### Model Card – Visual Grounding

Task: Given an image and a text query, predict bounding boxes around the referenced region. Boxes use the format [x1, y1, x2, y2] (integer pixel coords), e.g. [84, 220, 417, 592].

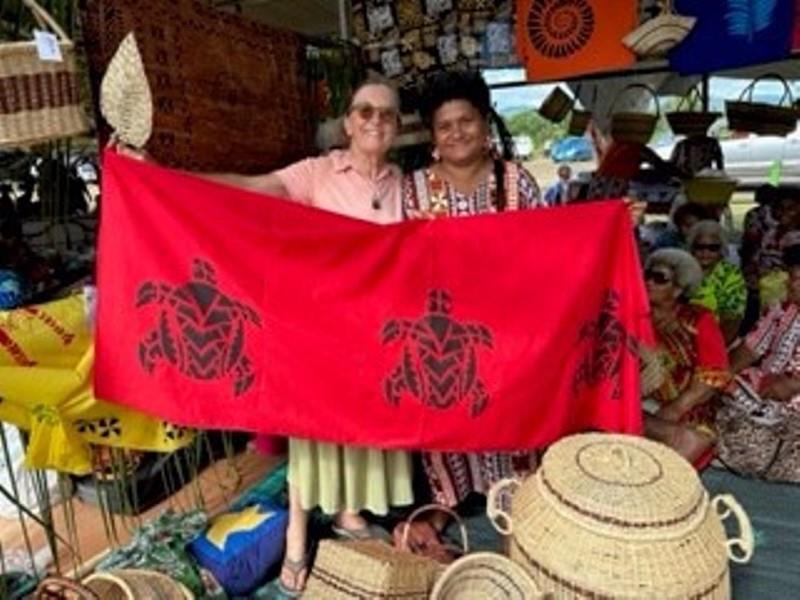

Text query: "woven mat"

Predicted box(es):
[80, 0, 314, 174]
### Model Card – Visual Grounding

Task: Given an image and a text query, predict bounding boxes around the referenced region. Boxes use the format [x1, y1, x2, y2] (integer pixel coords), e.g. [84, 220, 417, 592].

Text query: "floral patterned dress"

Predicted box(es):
[651, 304, 730, 436]
[402, 160, 544, 507]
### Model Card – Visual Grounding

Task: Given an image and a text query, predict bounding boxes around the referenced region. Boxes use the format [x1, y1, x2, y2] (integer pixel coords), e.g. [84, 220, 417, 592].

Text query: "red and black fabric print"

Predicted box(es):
[135, 259, 261, 396]
[573, 290, 631, 399]
[526, 0, 595, 59]
[382, 289, 493, 417]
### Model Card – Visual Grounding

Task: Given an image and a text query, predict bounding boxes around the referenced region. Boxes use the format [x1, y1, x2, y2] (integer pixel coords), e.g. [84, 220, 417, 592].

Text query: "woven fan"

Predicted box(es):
[623, 1, 696, 59]
[100, 32, 153, 148]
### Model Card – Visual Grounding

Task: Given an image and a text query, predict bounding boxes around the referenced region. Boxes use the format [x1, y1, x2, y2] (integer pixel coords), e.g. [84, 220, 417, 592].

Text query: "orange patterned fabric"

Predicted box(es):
[516, 0, 637, 82]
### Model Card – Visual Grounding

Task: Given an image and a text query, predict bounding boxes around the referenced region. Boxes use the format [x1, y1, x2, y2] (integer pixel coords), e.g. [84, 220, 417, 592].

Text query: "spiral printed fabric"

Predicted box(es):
[517, 0, 637, 81]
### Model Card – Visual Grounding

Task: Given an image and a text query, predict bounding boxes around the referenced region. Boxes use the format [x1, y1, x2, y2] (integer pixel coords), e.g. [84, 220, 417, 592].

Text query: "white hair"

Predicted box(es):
[687, 220, 728, 256]
[645, 248, 704, 298]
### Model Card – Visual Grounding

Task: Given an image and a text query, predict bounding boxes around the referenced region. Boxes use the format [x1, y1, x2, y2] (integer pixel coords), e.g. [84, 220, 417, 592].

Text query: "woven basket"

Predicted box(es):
[488, 433, 754, 599]
[567, 84, 596, 136]
[622, 1, 696, 59]
[34, 576, 100, 599]
[0, 0, 89, 147]
[610, 84, 660, 144]
[726, 75, 799, 137]
[431, 552, 544, 600]
[667, 86, 721, 137]
[684, 174, 738, 207]
[82, 570, 194, 599]
[304, 505, 467, 599]
[538, 86, 573, 123]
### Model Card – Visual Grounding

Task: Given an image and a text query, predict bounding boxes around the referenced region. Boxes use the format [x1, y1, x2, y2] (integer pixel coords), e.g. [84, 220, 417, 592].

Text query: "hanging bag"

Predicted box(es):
[667, 85, 721, 137]
[726, 74, 799, 137]
[0, 0, 89, 147]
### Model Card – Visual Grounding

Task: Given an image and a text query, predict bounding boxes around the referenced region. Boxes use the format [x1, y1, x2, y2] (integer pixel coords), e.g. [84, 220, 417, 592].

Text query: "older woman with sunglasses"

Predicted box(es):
[191, 79, 413, 595]
[688, 220, 746, 344]
[118, 80, 412, 595]
[642, 249, 731, 466]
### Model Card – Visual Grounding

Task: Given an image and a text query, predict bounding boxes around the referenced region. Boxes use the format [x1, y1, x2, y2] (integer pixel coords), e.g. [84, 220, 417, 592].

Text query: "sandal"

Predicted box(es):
[276, 555, 309, 598]
[332, 522, 391, 542]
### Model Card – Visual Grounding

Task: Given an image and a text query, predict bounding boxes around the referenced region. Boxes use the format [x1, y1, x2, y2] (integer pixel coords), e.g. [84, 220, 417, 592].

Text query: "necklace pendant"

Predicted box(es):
[372, 197, 381, 210]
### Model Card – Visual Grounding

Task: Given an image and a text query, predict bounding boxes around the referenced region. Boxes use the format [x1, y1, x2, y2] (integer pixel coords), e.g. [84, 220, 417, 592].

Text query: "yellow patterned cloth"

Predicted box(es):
[0, 295, 193, 474]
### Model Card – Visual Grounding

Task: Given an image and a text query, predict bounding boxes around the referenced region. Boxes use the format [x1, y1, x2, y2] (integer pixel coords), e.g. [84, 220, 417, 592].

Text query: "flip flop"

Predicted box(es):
[331, 523, 391, 542]
[276, 555, 309, 598]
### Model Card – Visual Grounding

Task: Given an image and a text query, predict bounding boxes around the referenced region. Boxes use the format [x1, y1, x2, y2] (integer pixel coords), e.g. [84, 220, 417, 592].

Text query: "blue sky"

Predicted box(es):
[485, 68, 797, 116]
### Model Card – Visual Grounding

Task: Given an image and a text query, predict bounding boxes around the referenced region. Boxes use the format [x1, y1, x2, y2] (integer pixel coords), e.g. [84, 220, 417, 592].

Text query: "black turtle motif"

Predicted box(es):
[136, 258, 261, 396]
[572, 289, 632, 399]
[381, 289, 494, 417]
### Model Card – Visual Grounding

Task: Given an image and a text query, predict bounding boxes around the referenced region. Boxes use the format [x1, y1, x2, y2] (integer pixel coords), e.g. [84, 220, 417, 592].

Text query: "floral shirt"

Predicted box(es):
[692, 260, 747, 320]
[402, 161, 543, 218]
[652, 305, 730, 432]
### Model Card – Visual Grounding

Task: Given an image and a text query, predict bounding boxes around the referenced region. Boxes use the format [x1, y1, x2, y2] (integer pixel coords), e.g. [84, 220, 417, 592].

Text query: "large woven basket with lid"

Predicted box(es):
[488, 433, 754, 599]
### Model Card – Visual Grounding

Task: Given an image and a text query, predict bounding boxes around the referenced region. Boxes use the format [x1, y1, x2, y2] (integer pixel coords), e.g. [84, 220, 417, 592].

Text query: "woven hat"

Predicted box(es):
[100, 32, 153, 148]
[430, 552, 543, 600]
[623, 13, 696, 59]
[489, 433, 754, 599]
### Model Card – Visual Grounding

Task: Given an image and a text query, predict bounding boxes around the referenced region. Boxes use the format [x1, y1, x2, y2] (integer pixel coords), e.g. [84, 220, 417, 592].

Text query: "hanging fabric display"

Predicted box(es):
[516, 0, 638, 82]
[669, 0, 795, 75]
[0, 295, 193, 475]
[95, 151, 653, 452]
[351, 1, 516, 88]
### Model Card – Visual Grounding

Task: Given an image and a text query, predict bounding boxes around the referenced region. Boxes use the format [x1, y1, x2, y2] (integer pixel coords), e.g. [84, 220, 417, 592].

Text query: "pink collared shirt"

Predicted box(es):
[275, 149, 402, 224]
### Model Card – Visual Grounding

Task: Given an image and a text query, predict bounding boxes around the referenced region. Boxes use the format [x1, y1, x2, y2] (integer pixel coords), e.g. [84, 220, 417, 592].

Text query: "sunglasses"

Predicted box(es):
[348, 103, 399, 124]
[693, 243, 722, 252]
[645, 269, 673, 285]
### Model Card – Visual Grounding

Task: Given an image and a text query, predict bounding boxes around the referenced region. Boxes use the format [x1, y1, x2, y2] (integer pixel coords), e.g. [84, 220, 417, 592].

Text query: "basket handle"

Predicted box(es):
[711, 494, 755, 564]
[739, 74, 794, 107]
[608, 83, 661, 118]
[22, 0, 71, 42]
[400, 503, 469, 555]
[34, 577, 100, 600]
[675, 85, 703, 112]
[486, 477, 521, 536]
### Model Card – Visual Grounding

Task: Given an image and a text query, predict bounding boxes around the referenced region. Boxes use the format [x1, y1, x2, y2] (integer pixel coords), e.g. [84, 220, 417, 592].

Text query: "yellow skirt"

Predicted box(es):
[288, 439, 413, 515]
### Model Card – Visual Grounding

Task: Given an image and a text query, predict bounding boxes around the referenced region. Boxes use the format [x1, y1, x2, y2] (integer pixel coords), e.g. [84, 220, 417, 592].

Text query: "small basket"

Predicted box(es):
[34, 576, 99, 600]
[304, 505, 468, 600]
[566, 84, 596, 136]
[538, 86, 573, 123]
[726, 74, 799, 137]
[667, 86, 721, 137]
[82, 570, 194, 600]
[0, 0, 89, 147]
[610, 83, 660, 144]
[430, 552, 544, 600]
[683, 175, 738, 207]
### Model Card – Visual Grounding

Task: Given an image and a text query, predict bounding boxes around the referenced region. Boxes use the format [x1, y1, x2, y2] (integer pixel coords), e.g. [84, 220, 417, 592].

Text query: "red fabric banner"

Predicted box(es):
[95, 152, 652, 451]
[516, 0, 637, 82]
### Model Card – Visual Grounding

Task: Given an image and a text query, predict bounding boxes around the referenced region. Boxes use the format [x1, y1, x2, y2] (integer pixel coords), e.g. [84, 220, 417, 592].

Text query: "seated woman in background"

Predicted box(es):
[719, 245, 800, 481]
[653, 202, 715, 251]
[688, 220, 746, 344]
[642, 249, 731, 466]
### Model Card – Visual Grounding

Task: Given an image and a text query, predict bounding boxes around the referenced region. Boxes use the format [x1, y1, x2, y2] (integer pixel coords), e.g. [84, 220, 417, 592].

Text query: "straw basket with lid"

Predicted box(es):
[488, 433, 754, 599]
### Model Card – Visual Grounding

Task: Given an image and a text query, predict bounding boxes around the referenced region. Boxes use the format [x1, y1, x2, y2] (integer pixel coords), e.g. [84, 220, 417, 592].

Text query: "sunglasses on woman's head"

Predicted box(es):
[348, 103, 399, 124]
[645, 269, 672, 285]
[693, 243, 722, 252]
